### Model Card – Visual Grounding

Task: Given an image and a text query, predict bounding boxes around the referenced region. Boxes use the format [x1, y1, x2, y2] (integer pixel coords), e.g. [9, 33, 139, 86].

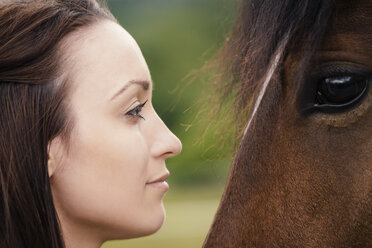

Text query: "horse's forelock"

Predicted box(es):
[242, 33, 289, 137]
[215, 0, 337, 139]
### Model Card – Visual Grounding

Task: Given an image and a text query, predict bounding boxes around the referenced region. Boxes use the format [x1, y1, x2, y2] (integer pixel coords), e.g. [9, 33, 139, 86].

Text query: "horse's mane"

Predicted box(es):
[213, 0, 336, 138]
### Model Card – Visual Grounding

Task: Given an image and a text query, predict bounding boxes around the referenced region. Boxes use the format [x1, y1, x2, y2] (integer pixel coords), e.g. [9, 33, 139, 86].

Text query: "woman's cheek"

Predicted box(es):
[51, 123, 150, 226]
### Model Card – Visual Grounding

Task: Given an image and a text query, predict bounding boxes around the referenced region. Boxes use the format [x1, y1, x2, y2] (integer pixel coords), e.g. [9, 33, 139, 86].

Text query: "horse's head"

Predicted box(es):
[204, 0, 371, 247]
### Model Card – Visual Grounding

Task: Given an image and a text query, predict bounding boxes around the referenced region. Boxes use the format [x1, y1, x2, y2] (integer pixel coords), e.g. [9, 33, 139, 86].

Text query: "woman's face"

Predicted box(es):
[49, 20, 182, 242]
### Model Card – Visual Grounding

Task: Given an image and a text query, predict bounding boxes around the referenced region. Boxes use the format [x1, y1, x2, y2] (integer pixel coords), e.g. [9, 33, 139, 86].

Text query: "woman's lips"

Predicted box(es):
[146, 180, 169, 190]
[146, 172, 170, 191]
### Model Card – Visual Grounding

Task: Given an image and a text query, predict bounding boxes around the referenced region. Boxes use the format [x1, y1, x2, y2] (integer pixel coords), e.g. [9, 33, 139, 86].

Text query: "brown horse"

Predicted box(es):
[204, 0, 371, 247]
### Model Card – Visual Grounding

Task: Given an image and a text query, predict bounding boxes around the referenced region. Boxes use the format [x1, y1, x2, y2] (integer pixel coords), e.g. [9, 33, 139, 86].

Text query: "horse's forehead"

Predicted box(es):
[335, 0, 372, 21]
[315, 0, 371, 65]
[323, 0, 372, 48]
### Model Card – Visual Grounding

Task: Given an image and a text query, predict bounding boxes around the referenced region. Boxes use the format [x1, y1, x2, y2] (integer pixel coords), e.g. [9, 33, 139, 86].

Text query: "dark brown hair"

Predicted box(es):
[0, 1, 115, 247]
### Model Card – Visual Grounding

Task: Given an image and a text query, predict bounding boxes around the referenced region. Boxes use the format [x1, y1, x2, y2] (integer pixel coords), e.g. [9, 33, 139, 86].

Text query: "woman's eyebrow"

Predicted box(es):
[110, 79, 150, 101]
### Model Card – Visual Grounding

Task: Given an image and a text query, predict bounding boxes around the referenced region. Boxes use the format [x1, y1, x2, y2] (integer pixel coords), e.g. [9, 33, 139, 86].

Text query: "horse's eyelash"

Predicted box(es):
[313, 65, 371, 80]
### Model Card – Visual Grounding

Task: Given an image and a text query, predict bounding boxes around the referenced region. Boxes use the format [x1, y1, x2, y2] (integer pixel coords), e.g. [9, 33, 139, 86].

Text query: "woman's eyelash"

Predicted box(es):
[125, 100, 148, 120]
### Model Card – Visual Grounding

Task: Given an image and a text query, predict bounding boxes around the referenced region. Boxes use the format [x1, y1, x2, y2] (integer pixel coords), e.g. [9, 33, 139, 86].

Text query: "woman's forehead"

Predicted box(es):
[60, 20, 151, 102]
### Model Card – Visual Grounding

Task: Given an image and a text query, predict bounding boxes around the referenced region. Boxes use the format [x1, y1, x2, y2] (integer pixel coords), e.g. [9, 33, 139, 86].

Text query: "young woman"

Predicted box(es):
[0, 1, 182, 247]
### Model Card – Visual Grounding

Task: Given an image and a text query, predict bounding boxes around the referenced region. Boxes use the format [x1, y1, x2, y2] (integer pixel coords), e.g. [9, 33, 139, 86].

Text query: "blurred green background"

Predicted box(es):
[102, 1, 237, 247]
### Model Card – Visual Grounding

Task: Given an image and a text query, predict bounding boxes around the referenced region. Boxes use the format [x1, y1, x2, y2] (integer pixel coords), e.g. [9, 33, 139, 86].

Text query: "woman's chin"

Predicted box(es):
[110, 203, 166, 239]
[142, 204, 166, 236]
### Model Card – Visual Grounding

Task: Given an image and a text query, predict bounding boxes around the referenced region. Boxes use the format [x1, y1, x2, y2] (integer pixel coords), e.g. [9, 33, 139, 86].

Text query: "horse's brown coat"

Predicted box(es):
[204, 0, 371, 247]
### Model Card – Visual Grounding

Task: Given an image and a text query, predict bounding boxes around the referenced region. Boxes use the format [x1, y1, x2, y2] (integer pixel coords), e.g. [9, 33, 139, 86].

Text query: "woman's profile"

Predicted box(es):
[0, 0, 182, 247]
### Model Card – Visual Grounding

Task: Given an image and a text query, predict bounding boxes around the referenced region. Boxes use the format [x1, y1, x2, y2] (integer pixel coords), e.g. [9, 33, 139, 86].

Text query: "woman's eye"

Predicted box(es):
[315, 75, 368, 108]
[125, 100, 148, 120]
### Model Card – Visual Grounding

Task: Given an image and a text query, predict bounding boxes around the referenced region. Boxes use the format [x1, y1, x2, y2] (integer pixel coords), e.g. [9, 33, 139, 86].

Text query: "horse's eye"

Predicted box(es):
[315, 75, 368, 108]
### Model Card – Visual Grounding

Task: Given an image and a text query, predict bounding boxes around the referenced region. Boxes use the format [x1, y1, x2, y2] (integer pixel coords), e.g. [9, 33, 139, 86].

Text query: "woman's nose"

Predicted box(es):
[150, 113, 182, 159]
